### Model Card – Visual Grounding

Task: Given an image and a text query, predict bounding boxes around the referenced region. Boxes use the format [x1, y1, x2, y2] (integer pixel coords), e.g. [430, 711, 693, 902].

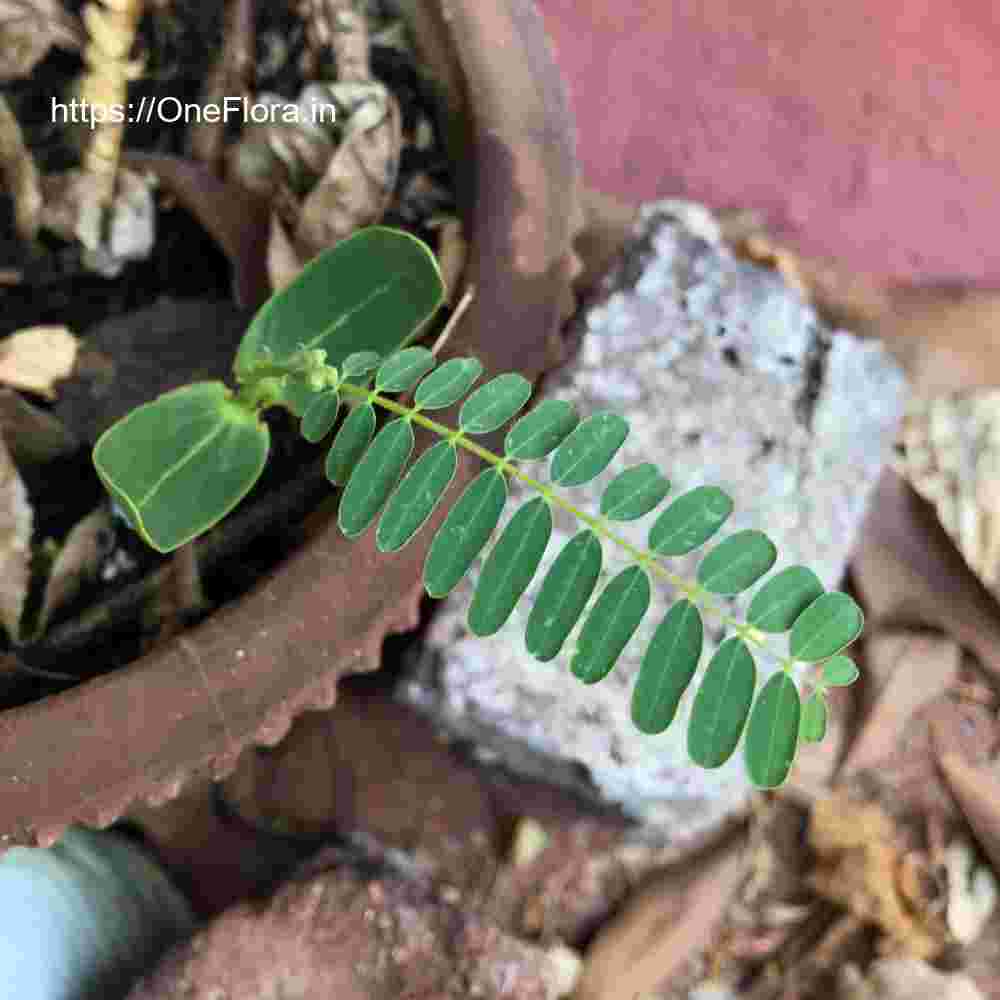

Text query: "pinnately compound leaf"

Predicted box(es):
[414, 357, 483, 410]
[745, 673, 801, 788]
[572, 566, 651, 685]
[325, 401, 375, 486]
[338, 418, 414, 538]
[341, 351, 382, 377]
[503, 399, 578, 461]
[821, 654, 859, 687]
[696, 529, 778, 596]
[468, 497, 552, 636]
[525, 530, 602, 662]
[687, 637, 756, 767]
[376, 440, 457, 553]
[789, 592, 864, 662]
[800, 691, 828, 743]
[424, 468, 507, 598]
[459, 373, 533, 435]
[550, 412, 629, 487]
[300, 390, 340, 443]
[746, 565, 824, 634]
[648, 486, 734, 556]
[630, 598, 703, 734]
[375, 347, 436, 392]
[600, 464, 670, 521]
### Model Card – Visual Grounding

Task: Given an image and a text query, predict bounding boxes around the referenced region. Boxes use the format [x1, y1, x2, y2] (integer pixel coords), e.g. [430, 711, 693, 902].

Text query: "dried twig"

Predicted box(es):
[78, 0, 145, 206]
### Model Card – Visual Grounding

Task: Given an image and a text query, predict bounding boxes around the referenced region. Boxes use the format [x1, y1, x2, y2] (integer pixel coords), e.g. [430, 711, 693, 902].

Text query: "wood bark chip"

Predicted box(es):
[0, 0, 579, 847]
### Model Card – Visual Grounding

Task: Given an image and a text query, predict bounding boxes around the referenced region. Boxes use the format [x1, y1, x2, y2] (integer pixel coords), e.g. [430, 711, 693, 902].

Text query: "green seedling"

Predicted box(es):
[93, 225, 863, 788]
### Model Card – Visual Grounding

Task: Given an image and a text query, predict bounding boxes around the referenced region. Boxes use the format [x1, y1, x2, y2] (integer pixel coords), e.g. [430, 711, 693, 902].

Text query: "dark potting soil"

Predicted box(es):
[0, 1, 456, 707]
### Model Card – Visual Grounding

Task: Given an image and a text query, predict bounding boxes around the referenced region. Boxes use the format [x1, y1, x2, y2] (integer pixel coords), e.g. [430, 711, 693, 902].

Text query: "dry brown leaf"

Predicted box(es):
[852, 467, 1000, 689]
[271, 1, 401, 282]
[841, 631, 961, 776]
[33, 505, 113, 637]
[0, 434, 32, 641]
[0, 94, 42, 241]
[291, 86, 401, 261]
[0, 388, 78, 464]
[0, 325, 78, 399]
[0, 0, 83, 80]
[809, 792, 946, 958]
[266, 213, 307, 294]
[575, 836, 748, 1000]
[298, 0, 370, 80]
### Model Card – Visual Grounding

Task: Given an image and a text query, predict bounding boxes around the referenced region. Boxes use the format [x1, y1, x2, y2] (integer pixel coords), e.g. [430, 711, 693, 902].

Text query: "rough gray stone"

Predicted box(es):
[406, 200, 906, 843]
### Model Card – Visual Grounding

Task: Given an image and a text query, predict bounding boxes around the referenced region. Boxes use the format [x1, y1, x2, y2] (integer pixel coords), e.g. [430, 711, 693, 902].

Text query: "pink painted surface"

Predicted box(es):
[537, 0, 1000, 286]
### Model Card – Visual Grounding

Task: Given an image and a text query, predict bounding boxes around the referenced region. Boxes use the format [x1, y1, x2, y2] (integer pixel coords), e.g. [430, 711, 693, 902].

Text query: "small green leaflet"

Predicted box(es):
[696, 529, 777, 595]
[789, 592, 864, 662]
[300, 390, 340, 443]
[377, 440, 457, 553]
[630, 598, 703, 734]
[687, 637, 755, 767]
[572, 566, 651, 684]
[821, 654, 859, 687]
[338, 418, 414, 538]
[459, 373, 533, 435]
[341, 351, 382, 376]
[424, 468, 507, 598]
[468, 497, 552, 636]
[746, 566, 824, 634]
[550, 412, 629, 487]
[93, 382, 269, 554]
[648, 486, 734, 556]
[235, 227, 444, 379]
[744, 673, 801, 788]
[799, 691, 828, 743]
[325, 402, 376, 486]
[375, 347, 436, 392]
[525, 530, 602, 661]
[599, 464, 670, 521]
[414, 357, 483, 410]
[503, 399, 578, 460]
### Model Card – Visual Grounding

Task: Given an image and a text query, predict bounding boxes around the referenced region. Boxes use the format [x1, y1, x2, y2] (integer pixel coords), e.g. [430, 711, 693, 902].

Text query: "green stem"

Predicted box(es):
[336, 380, 798, 672]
